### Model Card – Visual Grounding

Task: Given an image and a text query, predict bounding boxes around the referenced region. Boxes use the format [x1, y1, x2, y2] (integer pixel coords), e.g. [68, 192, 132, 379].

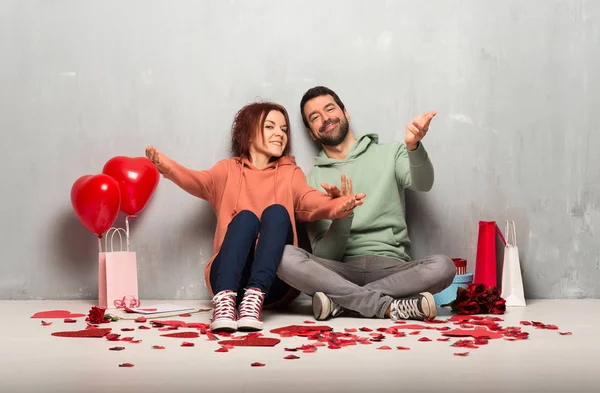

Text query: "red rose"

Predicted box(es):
[468, 283, 487, 297]
[488, 299, 506, 314]
[455, 287, 471, 304]
[88, 306, 107, 324]
[457, 301, 481, 315]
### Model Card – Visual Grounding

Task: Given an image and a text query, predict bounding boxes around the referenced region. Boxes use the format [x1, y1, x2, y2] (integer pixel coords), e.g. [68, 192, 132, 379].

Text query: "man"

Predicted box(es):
[277, 86, 456, 321]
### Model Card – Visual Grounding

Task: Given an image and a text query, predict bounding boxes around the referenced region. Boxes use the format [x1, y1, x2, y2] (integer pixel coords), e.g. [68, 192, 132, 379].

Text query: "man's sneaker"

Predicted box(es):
[312, 292, 345, 321]
[210, 290, 238, 332]
[237, 287, 265, 331]
[389, 292, 437, 321]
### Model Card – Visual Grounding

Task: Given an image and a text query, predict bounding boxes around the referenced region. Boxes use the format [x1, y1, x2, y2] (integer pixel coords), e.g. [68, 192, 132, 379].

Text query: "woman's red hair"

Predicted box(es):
[230, 102, 292, 160]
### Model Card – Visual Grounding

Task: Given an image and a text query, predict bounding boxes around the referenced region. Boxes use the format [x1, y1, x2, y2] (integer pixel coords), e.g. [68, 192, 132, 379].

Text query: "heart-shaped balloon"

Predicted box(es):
[71, 174, 121, 236]
[102, 156, 160, 216]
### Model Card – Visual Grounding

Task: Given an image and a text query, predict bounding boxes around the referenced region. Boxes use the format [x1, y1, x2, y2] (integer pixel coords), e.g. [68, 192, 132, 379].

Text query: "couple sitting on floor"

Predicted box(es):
[146, 86, 456, 332]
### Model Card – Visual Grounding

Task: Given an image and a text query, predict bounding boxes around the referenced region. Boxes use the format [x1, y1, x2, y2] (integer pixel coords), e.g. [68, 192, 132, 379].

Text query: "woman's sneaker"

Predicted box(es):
[237, 287, 265, 331]
[389, 292, 437, 321]
[210, 290, 238, 332]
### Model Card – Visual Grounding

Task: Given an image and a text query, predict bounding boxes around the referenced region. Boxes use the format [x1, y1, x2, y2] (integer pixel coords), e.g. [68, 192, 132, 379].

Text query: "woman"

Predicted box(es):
[146, 101, 365, 332]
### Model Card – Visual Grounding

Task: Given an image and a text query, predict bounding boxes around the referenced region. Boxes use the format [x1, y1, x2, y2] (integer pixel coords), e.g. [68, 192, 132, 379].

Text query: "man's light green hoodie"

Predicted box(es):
[306, 134, 434, 262]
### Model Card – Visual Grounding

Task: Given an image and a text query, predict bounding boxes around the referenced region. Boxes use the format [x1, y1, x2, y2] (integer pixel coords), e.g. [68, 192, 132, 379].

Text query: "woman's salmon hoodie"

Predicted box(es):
[156, 154, 355, 297]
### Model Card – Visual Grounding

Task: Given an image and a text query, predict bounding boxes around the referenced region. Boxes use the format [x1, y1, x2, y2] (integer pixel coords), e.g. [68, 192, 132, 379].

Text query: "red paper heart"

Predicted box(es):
[442, 327, 504, 339]
[102, 156, 159, 215]
[150, 320, 188, 328]
[52, 328, 112, 338]
[392, 324, 427, 330]
[160, 332, 199, 338]
[218, 337, 280, 347]
[31, 310, 86, 319]
[270, 325, 332, 335]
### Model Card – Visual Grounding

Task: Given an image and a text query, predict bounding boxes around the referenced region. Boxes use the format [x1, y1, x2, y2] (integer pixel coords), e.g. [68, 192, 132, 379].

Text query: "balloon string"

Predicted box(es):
[125, 216, 130, 251]
[98, 236, 102, 253]
[126, 215, 135, 251]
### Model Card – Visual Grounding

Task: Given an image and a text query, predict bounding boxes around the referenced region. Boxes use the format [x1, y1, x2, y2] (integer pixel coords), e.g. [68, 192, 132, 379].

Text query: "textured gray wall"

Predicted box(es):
[1, 1, 599, 300]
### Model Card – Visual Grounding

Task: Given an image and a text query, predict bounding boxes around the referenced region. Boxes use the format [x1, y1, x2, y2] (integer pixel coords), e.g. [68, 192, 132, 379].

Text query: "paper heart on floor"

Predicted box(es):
[150, 320, 189, 328]
[442, 326, 504, 339]
[391, 324, 427, 330]
[51, 328, 112, 338]
[160, 332, 200, 338]
[270, 325, 332, 336]
[31, 310, 87, 319]
[218, 337, 281, 347]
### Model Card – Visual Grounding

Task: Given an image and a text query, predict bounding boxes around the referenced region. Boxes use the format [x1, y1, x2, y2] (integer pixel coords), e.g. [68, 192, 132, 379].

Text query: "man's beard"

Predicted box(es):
[317, 116, 349, 146]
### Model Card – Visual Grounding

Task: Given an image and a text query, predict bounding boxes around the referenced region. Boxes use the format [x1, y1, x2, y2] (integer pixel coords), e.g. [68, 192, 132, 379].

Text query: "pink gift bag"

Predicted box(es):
[98, 228, 138, 309]
[474, 221, 506, 288]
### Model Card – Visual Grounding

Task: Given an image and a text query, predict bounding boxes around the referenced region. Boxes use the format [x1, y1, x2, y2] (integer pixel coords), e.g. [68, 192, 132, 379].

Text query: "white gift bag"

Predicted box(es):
[98, 228, 139, 309]
[501, 220, 526, 307]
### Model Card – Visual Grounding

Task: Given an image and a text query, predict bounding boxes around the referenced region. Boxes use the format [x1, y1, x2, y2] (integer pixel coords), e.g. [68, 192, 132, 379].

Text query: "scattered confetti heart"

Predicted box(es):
[215, 347, 229, 353]
[121, 328, 135, 332]
[559, 332, 572, 336]
[152, 345, 165, 350]
[161, 332, 200, 339]
[454, 352, 469, 357]
[41, 321, 52, 326]
[284, 355, 300, 360]
[206, 331, 218, 341]
[359, 327, 372, 332]
[270, 325, 332, 336]
[109, 347, 125, 351]
[135, 317, 147, 323]
[409, 331, 420, 335]
[218, 337, 280, 347]
[139, 326, 151, 330]
[397, 346, 410, 350]
[442, 327, 503, 339]
[251, 362, 265, 367]
[179, 314, 192, 317]
[52, 328, 112, 338]
[395, 324, 427, 330]
[437, 338, 451, 342]
[150, 320, 188, 328]
[377, 346, 392, 350]
[344, 328, 357, 333]
[451, 340, 479, 349]
[64, 318, 77, 323]
[303, 320, 316, 324]
[31, 310, 86, 319]
[418, 337, 432, 342]
[119, 363, 135, 367]
[181, 342, 195, 347]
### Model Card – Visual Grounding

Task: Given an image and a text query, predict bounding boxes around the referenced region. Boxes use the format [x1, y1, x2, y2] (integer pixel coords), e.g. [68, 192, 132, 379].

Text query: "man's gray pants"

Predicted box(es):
[277, 245, 456, 319]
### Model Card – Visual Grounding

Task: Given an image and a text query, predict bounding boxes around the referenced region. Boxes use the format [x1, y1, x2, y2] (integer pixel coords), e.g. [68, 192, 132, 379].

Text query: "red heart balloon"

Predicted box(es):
[71, 174, 121, 236]
[102, 156, 160, 216]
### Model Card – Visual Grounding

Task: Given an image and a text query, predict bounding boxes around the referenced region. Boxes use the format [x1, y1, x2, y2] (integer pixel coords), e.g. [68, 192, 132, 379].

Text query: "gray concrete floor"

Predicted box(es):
[1, 299, 598, 393]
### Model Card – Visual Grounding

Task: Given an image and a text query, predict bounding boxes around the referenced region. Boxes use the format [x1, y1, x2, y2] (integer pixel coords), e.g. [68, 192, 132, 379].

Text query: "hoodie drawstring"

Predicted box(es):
[273, 162, 279, 205]
[232, 160, 244, 217]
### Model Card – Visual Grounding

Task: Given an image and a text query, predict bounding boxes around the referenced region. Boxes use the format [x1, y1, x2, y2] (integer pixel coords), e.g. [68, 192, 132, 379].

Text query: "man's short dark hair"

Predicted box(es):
[300, 86, 346, 129]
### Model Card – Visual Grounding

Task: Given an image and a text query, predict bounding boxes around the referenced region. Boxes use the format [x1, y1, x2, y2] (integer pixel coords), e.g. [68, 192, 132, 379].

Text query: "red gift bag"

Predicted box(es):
[474, 221, 506, 287]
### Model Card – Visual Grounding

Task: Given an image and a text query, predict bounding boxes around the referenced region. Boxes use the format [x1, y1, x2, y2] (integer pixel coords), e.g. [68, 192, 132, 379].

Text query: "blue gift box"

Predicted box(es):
[434, 273, 473, 306]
